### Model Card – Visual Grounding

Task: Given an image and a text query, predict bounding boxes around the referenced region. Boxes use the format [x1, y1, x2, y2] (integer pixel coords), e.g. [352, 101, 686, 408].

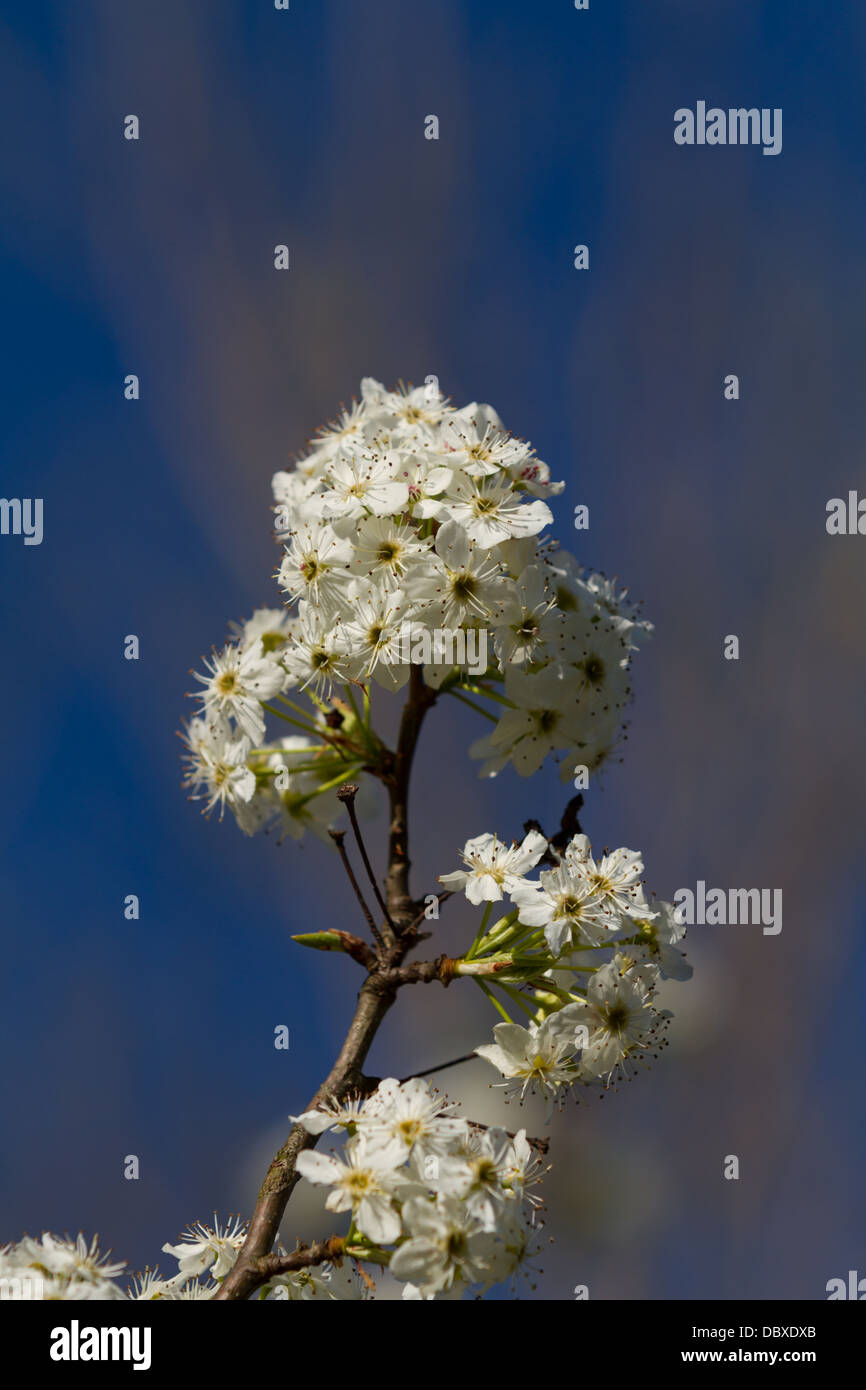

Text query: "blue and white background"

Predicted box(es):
[1, 0, 864, 1298]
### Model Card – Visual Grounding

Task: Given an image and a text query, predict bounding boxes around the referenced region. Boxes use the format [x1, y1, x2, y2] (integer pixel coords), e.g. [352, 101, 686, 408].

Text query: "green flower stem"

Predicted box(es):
[529, 977, 580, 1005]
[262, 701, 323, 737]
[483, 907, 520, 937]
[343, 682, 362, 723]
[468, 909, 525, 957]
[479, 922, 540, 957]
[465, 902, 493, 959]
[456, 682, 517, 709]
[294, 766, 364, 807]
[473, 977, 513, 1023]
[493, 981, 539, 1018]
[444, 687, 499, 722]
[277, 694, 324, 722]
[265, 701, 370, 765]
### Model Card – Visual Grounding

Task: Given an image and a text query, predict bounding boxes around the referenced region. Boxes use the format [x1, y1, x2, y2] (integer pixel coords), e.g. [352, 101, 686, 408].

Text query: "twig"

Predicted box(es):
[405, 889, 453, 934]
[256, 1234, 346, 1283]
[338, 784, 397, 944]
[398, 1052, 479, 1082]
[328, 829, 384, 953]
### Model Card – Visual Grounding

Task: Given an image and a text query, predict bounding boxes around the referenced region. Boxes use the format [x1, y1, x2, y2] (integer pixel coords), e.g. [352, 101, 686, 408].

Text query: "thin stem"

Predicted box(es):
[457, 681, 517, 709]
[262, 702, 322, 737]
[343, 683, 362, 725]
[268, 699, 356, 761]
[328, 831, 384, 952]
[444, 687, 498, 722]
[398, 1052, 479, 1082]
[469, 909, 521, 956]
[339, 785, 397, 942]
[473, 977, 513, 1023]
[474, 921, 540, 959]
[277, 694, 325, 722]
[495, 980, 540, 1018]
[466, 902, 493, 960]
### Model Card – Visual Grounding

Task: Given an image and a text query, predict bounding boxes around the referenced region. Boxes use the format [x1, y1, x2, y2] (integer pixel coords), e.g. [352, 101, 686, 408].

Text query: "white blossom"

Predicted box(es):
[194, 644, 285, 742]
[295, 1139, 406, 1246]
[439, 829, 547, 905]
[161, 1216, 248, 1283]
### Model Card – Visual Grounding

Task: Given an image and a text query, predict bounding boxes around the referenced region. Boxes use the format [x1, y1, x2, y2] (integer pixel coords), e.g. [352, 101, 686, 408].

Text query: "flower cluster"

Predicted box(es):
[0, 1216, 361, 1302]
[180, 380, 652, 841]
[0, 1233, 127, 1301]
[0, 1076, 545, 1302]
[439, 828, 692, 1095]
[0, 1219, 254, 1302]
[292, 1076, 544, 1298]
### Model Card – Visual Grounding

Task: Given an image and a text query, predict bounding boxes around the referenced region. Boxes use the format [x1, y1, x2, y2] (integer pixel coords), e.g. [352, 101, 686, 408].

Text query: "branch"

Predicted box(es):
[389, 955, 458, 986]
[338, 784, 396, 946]
[384, 664, 437, 930]
[217, 671, 437, 1301]
[398, 1052, 479, 1081]
[214, 970, 399, 1301]
[255, 1234, 347, 1284]
[328, 828, 384, 954]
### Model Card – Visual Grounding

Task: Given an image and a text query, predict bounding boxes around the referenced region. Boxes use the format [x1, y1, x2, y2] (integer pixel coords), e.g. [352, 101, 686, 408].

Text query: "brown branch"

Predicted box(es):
[215, 969, 400, 1301]
[216, 669, 437, 1301]
[256, 1234, 347, 1284]
[389, 954, 458, 986]
[384, 664, 437, 931]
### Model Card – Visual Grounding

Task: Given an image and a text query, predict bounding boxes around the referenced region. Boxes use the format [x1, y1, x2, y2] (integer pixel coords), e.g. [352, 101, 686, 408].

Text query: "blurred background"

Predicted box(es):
[1, 0, 864, 1299]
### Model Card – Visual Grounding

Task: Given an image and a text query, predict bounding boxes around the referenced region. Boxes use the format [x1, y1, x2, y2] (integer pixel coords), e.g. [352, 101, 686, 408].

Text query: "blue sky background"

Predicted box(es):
[1, 0, 865, 1298]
